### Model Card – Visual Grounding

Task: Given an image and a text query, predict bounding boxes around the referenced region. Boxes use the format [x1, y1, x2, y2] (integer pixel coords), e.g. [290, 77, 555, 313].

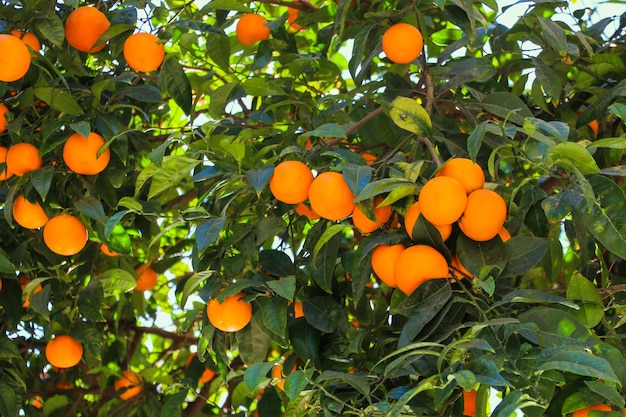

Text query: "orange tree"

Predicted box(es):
[1, 0, 626, 416]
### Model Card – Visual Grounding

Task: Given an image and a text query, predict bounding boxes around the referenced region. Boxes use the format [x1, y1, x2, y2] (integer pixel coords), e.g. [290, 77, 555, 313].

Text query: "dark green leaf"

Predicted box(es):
[257, 297, 288, 338]
[537, 348, 619, 384]
[500, 236, 551, 278]
[537, 16, 568, 56]
[74, 197, 108, 224]
[121, 85, 163, 103]
[500, 289, 579, 309]
[70, 121, 91, 139]
[161, 389, 186, 417]
[244, 362, 274, 390]
[317, 370, 370, 396]
[37, 11, 65, 47]
[34, 87, 83, 115]
[159, 55, 192, 114]
[196, 216, 227, 253]
[343, 163, 372, 196]
[481, 92, 533, 125]
[289, 321, 320, 367]
[284, 370, 311, 401]
[78, 280, 105, 322]
[0, 382, 19, 417]
[0, 336, 21, 360]
[246, 166, 274, 196]
[30, 165, 54, 202]
[303, 296, 348, 334]
[259, 250, 294, 277]
[467, 121, 487, 162]
[398, 283, 452, 347]
[237, 318, 270, 366]
[299, 123, 347, 139]
[310, 232, 340, 293]
[466, 358, 511, 387]
[266, 276, 296, 301]
[533, 58, 562, 101]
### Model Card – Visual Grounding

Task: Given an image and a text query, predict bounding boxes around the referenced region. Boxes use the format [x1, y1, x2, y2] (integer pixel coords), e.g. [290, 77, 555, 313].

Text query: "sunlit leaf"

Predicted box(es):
[389, 96, 432, 136]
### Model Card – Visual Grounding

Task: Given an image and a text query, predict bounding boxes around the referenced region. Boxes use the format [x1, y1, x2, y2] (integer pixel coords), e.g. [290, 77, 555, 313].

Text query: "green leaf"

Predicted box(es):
[289, 321, 320, 366]
[354, 178, 419, 203]
[317, 370, 370, 396]
[303, 296, 348, 334]
[266, 276, 296, 301]
[466, 358, 512, 387]
[34, 87, 84, 115]
[43, 395, 69, 417]
[397, 282, 452, 347]
[500, 236, 551, 278]
[587, 137, 626, 149]
[0, 382, 20, 417]
[259, 250, 294, 277]
[545, 142, 600, 174]
[70, 121, 91, 139]
[0, 336, 21, 360]
[284, 370, 311, 401]
[0, 252, 14, 274]
[343, 163, 372, 196]
[257, 297, 288, 338]
[313, 224, 350, 263]
[159, 55, 192, 114]
[237, 318, 270, 366]
[97, 269, 136, 295]
[74, 197, 108, 224]
[135, 155, 201, 200]
[537, 16, 568, 56]
[608, 103, 626, 121]
[30, 165, 54, 202]
[120, 85, 163, 103]
[244, 362, 274, 390]
[181, 271, 213, 309]
[537, 348, 619, 384]
[533, 57, 562, 101]
[243, 78, 286, 96]
[37, 11, 65, 47]
[299, 123, 347, 139]
[500, 289, 580, 309]
[481, 92, 533, 125]
[519, 307, 594, 343]
[78, 280, 104, 321]
[389, 96, 432, 136]
[456, 234, 507, 279]
[196, 216, 226, 253]
[310, 233, 339, 292]
[567, 272, 603, 304]
[246, 166, 274, 196]
[161, 389, 186, 417]
[467, 121, 487, 161]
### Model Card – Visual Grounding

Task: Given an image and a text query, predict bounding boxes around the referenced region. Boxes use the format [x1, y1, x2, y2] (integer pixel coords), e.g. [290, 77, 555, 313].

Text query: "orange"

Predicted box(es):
[45, 335, 83, 368]
[0, 103, 9, 133]
[236, 13, 271, 46]
[273, 363, 286, 391]
[123, 32, 165, 72]
[403, 201, 452, 241]
[10, 29, 41, 53]
[588, 120, 599, 137]
[418, 176, 467, 226]
[12, 194, 49, 229]
[32, 396, 43, 409]
[361, 152, 377, 165]
[135, 264, 158, 291]
[381, 23, 423, 64]
[0, 146, 14, 180]
[207, 292, 252, 332]
[463, 389, 477, 417]
[458, 189, 507, 242]
[394, 245, 449, 295]
[352, 196, 392, 234]
[0, 34, 31, 82]
[100, 242, 119, 257]
[64, 6, 110, 53]
[6, 143, 42, 176]
[498, 226, 511, 242]
[293, 300, 304, 318]
[295, 202, 320, 220]
[115, 370, 143, 400]
[0, 278, 2, 292]
[435, 158, 485, 194]
[43, 214, 88, 256]
[19, 274, 42, 308]
[63, 132, 111, 175]
[371, 243, 405, 288]
[572, 404, 612, 417]
[287, 8, 303, 32]
[451, 254, 474, 280]
[185, 354, 216, 384]
[269, 160, 314, 204]
[308, 171, 355, 221]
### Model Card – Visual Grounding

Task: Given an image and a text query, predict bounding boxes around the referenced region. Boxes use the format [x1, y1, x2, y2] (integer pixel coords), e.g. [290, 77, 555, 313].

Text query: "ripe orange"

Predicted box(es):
[458, 189, 507, 242]
[293, 300, 304, 318]
[19, 274, 42, 308]
[0, 103, 9, 133]
[269, 160, 314, 204]
[12, 195, 49, 229]
[451, 254, 474, 280]
[498, 226, 511, 242]
[381, 23, 423, 64]
[0, 34, 31, 82]
[6, 143, 42, 176]
[308, 171, 355, 221]
[100, 242, 119, 257]
[236, 13, 271, 46]
[361, 152, 377, 165]
[32, 396, 43, 409]
[436, 158, 485, 194]
[418, 176, 467, 226]
[185, 354, 216, 384]
[43, 214, 88, 256]
[463, 389, 477, 417]
[123, 32, 165, 72]
[207, 292, 252, 332]
[63, 132, 111, 175]
[403, 201, 452, 241]
[394, 245, 449, 295]
[10, 29, 41, 53]
[115, 370, 143, 400]
[295, 202, 320, 220]
[0, 146, 13, 180]
[371, 243, 405, 288]
[352, 196, 392, 234]
[588, 120, 599, 137]
[135, 264, 158, 291]
[287, 8, 303, 32]
[572, 404, 612, 417]
[64, 6, 110, 53]
[45, 335, 83, 368]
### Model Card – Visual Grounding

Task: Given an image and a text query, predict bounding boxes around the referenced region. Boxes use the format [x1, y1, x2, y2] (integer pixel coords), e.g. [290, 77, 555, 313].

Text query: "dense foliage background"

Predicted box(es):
[2, 0, 626, 416]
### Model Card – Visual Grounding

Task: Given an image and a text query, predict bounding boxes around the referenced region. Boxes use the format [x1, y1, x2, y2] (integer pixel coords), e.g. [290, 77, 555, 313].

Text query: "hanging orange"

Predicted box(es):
[64, 6, 110, 53]
[0, 34, 31, 82]
[123, 32, 165, 72]
[43, 214, 88, 256]
[207, 292, 252, 332]
[63, 132, 111, 175]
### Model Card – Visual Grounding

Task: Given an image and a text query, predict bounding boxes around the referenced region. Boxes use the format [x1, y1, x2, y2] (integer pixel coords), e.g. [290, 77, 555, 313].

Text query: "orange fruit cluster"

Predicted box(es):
[206, 292, 253, 332]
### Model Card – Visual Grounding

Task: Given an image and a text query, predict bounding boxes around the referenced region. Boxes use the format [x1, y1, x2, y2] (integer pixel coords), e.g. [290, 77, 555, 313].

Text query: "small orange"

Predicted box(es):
[0, 146, 13, 180]
[236, 13, 271, 46]
[436, 158, 485, 194]
[135, 264, 158, 291]
[269, 160, 314, 204]
[371, 243, 405, 288]
[458, 189, 507, 242]
[63, 132, 111, 175]
[287, 8, 303, 32]
[0, 34, 31, 82]
[0, 103, 9, 133]
[308, 171, 355, 221]
[463, 389, 477, 417]
[352, 196, 392, 234]
[588, 120, 599, 137]
[6, 143, 42, 176]
[12, 194, 49, 229]
[498, 226, 511, 242]
[45, 335, 83, 368]
[32, 396, 43, 409]
[185, 354, 216, 384]
[19, 275, 42, 308]
[207, 292, 252, 332]
[10, 29, 41, 53]
[403, 201, 452, 241]
[43, 214, 88, 256]
[381, 23, 423, 64]
[123, 32, 165, 72]
[64, 6, 110, 53]
[418, 176, 467, 226]
[100, 243, 119, 257]
[293, 300, 304, 318]
[295, 202, 320, 220]
[451, 254, 474, 280]
[273, 363, 286, 391]
[394, 245, 449, 295]
[571, 404, 612, 417]
[115, 370, 143, 400]
[360, 152, 377, 165]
